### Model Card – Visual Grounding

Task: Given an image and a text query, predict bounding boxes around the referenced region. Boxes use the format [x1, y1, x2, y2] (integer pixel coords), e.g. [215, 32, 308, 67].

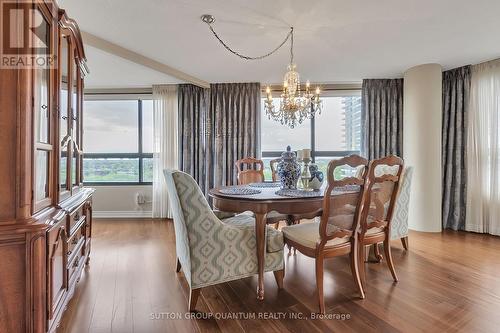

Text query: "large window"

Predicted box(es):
[83, 97, 153, 185]
[261, 90, 362, 178]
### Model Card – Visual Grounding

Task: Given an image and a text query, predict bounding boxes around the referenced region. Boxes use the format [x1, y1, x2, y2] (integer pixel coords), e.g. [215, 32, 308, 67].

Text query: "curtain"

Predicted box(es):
[178, 82, 261, 195]
[442, 66, 470, 230]
[152, 85, 178, 218]
[361, 79, 404, 159]
[466, 59, 500, 235]
[211, 82, 261, 187]
[178, 84, 212, 196]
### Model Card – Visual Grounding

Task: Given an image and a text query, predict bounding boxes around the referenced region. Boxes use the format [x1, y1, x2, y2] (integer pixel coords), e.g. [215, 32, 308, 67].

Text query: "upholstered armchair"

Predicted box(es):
[374, 166, 413, 249]
[164, 170, 285, 311]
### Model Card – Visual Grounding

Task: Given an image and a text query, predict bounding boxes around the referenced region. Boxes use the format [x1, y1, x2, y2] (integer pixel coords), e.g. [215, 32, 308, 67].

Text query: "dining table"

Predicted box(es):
[209, 182, 363, 301]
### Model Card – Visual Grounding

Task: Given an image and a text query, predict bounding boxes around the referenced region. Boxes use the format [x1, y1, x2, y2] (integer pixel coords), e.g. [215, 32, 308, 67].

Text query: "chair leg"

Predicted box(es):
[373, 243, 383, 262]
[315, 256, 325, 314]
[358, 243, 366, 291]
[383, 239, 398, 282]
[350, 243, 365, 299]
[401, 236, 409, 250]
[273, 269, 284, 289]
[189, 288, 201, 312]
[175, 258, 181, 273]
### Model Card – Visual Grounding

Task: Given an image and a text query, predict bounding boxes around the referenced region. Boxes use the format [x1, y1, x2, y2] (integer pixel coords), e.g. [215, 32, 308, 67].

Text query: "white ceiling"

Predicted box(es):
[84, 45, 183, 88]
[59, 0, 500, 87]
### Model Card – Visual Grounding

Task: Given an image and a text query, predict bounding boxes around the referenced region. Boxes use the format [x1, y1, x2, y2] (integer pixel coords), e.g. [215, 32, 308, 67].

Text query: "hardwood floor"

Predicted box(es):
[58, 219, 500, 333]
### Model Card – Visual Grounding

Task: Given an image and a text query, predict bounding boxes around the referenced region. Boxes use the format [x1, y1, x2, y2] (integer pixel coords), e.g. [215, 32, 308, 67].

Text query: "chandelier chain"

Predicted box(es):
[205, 22, 293, 61]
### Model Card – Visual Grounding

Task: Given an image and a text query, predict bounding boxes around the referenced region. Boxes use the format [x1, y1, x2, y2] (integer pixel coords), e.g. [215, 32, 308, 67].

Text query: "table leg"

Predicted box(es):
[255, 212, 267, 300]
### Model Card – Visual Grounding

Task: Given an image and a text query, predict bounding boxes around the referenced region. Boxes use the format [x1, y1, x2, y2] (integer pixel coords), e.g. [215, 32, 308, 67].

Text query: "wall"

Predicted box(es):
[91, 186, 152, 218]
[403, 64, 442, 232]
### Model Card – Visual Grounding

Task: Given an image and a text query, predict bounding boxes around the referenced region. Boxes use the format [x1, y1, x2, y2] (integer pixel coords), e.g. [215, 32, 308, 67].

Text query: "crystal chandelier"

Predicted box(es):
[201, 15, 322, 128]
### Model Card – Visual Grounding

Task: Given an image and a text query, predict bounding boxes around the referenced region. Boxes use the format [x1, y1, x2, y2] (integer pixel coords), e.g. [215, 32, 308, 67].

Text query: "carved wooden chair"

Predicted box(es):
[235, 157, 265, 185]
[358, 155, 404, 291]
[270, 158, 281, 182]
[282, 155, 368, 313]
[234, 157, 289, 227]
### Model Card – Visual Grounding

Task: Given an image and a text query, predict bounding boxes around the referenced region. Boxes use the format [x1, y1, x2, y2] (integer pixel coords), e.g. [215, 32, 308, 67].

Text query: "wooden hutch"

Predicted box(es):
[0, 1, 93, 332]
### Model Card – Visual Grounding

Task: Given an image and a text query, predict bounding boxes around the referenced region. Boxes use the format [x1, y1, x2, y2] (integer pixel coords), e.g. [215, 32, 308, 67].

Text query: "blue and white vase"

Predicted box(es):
[277, 146, 301, 190]
[308, 164, 324, 190]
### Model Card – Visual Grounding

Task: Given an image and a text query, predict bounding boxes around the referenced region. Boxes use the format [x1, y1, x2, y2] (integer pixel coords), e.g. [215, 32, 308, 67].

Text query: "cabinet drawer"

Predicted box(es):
[67, 222, 85, 260]
[67, 252, 83, 283]
[67, 204, 85, 236]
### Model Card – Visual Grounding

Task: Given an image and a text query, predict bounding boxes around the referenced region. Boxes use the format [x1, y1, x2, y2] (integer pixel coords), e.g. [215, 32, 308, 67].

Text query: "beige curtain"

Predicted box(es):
[152, 85, 178, 218]
[466, 59, 500, 235]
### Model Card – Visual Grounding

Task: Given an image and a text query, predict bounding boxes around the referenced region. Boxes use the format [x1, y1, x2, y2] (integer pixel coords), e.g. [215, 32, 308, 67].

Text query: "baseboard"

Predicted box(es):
[93, 211, 153, 218]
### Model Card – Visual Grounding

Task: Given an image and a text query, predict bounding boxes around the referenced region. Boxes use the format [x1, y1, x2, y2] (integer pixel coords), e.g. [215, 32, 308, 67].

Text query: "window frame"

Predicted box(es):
[83, 94, 153, 186]
[260, 88, 362, 162]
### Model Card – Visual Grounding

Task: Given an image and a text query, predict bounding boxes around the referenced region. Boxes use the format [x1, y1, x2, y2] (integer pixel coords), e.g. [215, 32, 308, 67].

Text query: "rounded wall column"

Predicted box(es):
[403, 64, 442, 232]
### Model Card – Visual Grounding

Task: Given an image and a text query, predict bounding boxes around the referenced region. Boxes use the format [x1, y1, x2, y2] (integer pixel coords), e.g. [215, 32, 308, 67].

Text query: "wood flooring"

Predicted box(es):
[57, 219, 500, 333]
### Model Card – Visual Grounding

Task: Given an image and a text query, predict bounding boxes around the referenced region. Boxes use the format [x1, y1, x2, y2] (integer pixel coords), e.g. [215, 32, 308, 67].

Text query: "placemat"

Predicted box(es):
[219, 187, 261, 195]
[248, 182, 280, 188]
[275, 189, 323, 198]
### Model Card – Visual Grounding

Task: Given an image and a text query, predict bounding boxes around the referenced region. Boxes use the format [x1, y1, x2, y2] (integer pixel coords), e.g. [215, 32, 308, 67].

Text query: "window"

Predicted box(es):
[261, 91, 362, 178]
[83, 97, 153, 185]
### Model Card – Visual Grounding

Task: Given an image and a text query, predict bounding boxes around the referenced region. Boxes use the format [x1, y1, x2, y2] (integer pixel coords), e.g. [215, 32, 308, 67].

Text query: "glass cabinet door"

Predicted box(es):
[72, 142, 78, 187]
[59, 34, 71, 200]
[33, 7, 53, 210]
[70, 48, 81, 190]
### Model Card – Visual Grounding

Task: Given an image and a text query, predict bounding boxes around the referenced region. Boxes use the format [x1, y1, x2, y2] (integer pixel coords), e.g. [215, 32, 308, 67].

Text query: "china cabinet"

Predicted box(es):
[0, 1, 93, 332]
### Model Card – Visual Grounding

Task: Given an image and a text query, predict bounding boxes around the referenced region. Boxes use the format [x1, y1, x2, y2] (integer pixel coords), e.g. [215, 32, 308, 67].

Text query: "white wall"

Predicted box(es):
[91, 186, 152, 218]
[403, 64, 442, 232]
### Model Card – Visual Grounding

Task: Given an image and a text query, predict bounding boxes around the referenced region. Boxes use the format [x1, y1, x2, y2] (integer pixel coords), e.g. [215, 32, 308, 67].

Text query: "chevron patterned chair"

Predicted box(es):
[164, 170, 285, 311]
[374, 165, 413, 250]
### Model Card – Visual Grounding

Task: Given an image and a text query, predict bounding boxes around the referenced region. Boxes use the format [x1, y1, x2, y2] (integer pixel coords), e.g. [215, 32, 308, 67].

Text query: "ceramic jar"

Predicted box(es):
[276, 146, 301, 190]
[308, 163, 324, 190]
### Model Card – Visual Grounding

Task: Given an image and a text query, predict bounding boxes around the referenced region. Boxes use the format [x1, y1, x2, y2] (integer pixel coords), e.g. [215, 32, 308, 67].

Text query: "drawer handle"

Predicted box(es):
[73, 259, 79, 268]
[72, 237, 78, 245]
[67, 250, 72, 256]
[74, 213, 80, 221]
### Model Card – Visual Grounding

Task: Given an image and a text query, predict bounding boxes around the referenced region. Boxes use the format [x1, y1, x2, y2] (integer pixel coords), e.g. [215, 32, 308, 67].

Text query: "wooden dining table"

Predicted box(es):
[209, 183, 361, 300]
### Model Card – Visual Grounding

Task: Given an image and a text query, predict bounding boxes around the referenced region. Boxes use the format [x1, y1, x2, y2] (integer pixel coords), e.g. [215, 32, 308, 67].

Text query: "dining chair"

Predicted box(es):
[375, 166, 413, 250]
[270, 158, 281, 182]
[236, 157, 289, 228]
[164, 169, 285, 311]
[281, 155, 368, 313]
[235, 157, 265, 184]
[357, 156, 404, 290]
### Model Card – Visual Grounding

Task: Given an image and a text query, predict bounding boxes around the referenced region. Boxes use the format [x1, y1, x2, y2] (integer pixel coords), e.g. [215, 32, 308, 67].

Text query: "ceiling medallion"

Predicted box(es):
[202, 15, 322, 128]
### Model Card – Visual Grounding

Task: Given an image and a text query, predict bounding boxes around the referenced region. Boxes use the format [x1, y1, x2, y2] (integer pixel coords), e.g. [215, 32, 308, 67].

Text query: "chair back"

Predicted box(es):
[270, 158, 281, 182]
[164, 169, 222, 286]
[319, 155, 369, 245]
[390, 166, 413, 239]
[235, 157, 265, 184]
[359, 156, 404, 237]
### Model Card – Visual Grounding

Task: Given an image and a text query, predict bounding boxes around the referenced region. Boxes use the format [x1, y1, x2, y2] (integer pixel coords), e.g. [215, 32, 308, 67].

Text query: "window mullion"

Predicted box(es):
[138, 99, 143, 183]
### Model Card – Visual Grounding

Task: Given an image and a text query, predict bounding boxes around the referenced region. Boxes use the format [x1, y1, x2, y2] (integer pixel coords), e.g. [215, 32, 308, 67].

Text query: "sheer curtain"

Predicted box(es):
[152, 85, 178, 218]
[466, 59, 500, 235]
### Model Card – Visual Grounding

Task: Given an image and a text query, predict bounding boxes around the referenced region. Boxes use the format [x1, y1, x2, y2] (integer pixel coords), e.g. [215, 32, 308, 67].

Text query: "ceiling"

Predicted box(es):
[59, 0, 500, 88]
[84, 45, 183, 89]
